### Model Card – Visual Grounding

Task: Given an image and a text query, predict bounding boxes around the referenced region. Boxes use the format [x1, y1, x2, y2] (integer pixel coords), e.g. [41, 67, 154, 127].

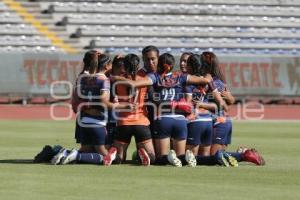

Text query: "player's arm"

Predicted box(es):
[194, 101, 218, 113]
[111, 75, 153, 88]
[212, 89, 229, 112]
[221, 88, 235, 105]
[100, 90, 133, 110]
[186, 75, 211, 85]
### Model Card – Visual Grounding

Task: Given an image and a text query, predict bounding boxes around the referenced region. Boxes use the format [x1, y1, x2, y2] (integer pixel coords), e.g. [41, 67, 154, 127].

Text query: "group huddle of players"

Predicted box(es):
[47, 45, 265, 167]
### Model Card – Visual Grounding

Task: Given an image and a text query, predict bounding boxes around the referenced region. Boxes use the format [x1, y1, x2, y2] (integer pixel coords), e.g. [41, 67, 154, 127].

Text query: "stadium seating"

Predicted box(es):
[0, 1, 72, 53]
[2, 0, 300, 55]
[30, 0, 300, 6]
[0, 12, 23, 24]
[45, 2, 300, 17]
[0, 46, 64, 53]
[0, 24, 38, 35]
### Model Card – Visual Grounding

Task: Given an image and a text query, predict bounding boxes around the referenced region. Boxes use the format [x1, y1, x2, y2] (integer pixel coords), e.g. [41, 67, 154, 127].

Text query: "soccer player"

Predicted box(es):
[199, 51, 235, 155]
[113, 54, 156, 166]
[72, 50, 99, 153]
[201, 51, 265, 165]
[179, 52, 193, 74]
[141, 46, 159, 137]
[184, 54, 215, 157]
[142, 45, 159, 73]
[54, 54, 133, 166]
[181, 53, 239, 167]
[105, 55, 126, 151]
[112, 53, 213, 167]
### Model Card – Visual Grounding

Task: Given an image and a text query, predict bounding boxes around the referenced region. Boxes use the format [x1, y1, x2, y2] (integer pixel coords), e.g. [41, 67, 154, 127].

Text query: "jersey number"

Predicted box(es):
[162, 88, 175, 101]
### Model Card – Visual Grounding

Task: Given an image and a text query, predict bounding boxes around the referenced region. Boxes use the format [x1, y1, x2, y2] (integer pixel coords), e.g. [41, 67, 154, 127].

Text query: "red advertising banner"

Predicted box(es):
[0, 53, 299, 97]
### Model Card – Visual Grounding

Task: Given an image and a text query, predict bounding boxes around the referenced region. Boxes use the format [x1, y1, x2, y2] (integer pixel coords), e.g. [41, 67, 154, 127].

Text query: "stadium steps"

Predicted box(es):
[3, 0, 80, 54]
[20, 0, 85, 52]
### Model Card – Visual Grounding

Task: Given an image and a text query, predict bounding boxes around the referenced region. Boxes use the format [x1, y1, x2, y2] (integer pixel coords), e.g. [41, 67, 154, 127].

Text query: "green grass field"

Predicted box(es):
[0, 120, 299, 200]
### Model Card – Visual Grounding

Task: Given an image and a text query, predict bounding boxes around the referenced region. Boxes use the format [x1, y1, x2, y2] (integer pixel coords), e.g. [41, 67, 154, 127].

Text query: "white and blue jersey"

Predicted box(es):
[185, 84, 213, 146]
[147, 72, 188, 115]
[147, 72, 188, 140]
[185, 84, 209, 104]
[78, 73, 110, 146]
[209, 77, 232, 145]
[79, 73, 110, 124]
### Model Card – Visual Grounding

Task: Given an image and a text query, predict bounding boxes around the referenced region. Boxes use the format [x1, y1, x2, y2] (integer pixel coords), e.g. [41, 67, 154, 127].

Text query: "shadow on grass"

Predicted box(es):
[0, 159, 33, 164]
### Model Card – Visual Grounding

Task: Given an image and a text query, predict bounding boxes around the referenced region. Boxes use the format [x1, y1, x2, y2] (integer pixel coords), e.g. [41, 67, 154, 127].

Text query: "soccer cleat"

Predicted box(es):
[167, 150, 182, 167]
[185, 150, 197, 167]
[103, 147, 117, 166]
[215, 150, 229, 167]
[242, 148, 266, 166]
[61, 149, 78, 165]
[138, 148, 151, 166]
[223, 152, 238, 167]
[51, 148, 67, 165]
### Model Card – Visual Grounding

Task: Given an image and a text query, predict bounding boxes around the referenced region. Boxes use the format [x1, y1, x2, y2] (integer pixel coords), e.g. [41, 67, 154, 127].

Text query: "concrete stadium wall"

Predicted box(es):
[0, 53, 299, 98]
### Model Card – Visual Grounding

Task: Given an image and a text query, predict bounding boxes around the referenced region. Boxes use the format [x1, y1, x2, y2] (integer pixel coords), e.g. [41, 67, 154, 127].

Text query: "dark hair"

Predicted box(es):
[187, 54, 203, 76]
[180, 52, 193, 58]
[124, 54, 140, 80]
[94, 54, 111, 73]
[112, 55, 125, 75]
[81, 50, 98, 74]
[142, 45, 159, 56]
[201, 51, 225, 82]
[157, 53, 175, 74]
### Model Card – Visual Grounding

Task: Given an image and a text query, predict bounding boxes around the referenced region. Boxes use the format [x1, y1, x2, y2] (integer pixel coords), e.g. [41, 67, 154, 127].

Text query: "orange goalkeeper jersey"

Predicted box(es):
[116, 69, 150, 126]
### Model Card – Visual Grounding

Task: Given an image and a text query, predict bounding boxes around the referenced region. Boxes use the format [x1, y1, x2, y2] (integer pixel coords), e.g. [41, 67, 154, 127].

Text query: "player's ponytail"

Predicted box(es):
[124, 54, 140, 80]
[81, 50, 99, 75]
[201, 51, 225, 83]
[157, 53, 175, 75]
[95, 54, 111, 73]
[187, 54, 203, 76]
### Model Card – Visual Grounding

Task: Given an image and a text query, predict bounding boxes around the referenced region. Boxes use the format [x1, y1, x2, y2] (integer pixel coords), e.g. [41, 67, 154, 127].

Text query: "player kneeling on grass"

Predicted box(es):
[200, 52, 265, 166]
[112, 53, 213, 167]
[112, 54, 156, 166]
[179, 53, 236, 167]
[51, 54, 133, 166]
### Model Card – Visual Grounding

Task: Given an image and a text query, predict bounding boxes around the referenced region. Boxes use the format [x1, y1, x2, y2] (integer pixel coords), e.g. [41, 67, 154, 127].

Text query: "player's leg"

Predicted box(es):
[169, 116, 189, 167]
[62, 125, 116, 165]
[153, 117, 172, 165]
[113, 125, 132, 163]
[105, 121, 117, 149]
[222, 118, 232, 150]
[210, 120, 228, 155]
[134, 125, 156, 166]
[196, 150, 237, 167]
[186, 121, 201, 155]
[198, 120, 213, 156]
[227, 147, 265, 166]
[75, 115, 93, 153]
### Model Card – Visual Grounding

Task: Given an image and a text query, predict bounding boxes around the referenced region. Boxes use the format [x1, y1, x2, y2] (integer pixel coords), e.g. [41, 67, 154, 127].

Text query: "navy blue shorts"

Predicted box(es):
[80, 125, 107, 146]
[153, 116, 188, 140]
[79, 113, 108, 146]
[225, 119, 232, 145]
[187, 117, 213, 146]
[212, 117, 232, 145]
[74, 117, 81, 144]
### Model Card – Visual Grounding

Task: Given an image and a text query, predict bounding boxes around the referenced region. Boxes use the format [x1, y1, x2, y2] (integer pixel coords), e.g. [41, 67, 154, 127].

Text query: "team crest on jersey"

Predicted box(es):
[159, 73, 181, 88]
[192, 85, 208, 95]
